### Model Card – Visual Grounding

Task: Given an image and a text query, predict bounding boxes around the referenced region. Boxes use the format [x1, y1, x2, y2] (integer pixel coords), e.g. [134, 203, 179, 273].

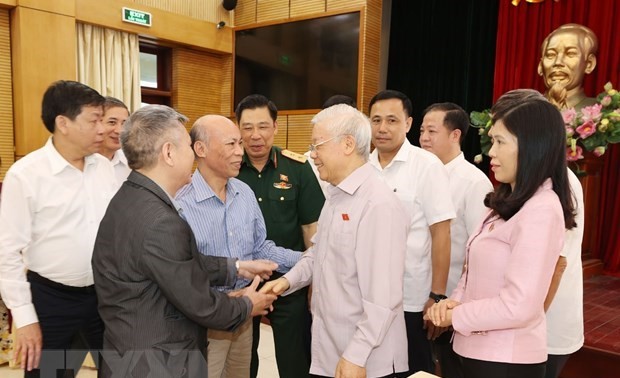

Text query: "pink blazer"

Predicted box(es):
[451, 179, 565, 364]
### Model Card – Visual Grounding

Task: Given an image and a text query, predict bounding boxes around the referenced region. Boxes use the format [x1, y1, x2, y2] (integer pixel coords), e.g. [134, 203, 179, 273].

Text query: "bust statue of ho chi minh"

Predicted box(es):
[538, 23, 598, 111]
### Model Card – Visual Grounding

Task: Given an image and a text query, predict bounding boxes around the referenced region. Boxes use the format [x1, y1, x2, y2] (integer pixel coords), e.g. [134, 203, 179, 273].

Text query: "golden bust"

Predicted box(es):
[538, 23, 598, 110]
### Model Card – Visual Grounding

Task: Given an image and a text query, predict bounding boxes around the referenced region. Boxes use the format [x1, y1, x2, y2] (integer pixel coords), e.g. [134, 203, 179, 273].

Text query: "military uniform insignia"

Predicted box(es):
[273, 182, 292, 189]
[281, 149, 307, 163]
[280, 174, 289, 182]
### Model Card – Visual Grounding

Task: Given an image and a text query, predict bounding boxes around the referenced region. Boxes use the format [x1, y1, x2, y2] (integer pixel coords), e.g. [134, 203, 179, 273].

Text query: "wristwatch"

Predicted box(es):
[429, 291, 448, 303]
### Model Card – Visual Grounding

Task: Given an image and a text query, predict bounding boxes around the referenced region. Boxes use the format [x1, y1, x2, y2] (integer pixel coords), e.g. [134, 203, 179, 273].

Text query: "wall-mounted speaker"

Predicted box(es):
[222, 0, 237, 11]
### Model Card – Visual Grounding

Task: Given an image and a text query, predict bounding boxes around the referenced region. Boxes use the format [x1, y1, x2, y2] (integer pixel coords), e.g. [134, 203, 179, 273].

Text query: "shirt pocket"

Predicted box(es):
[326, 220, 356, 278]
[267, 185, 297, 224]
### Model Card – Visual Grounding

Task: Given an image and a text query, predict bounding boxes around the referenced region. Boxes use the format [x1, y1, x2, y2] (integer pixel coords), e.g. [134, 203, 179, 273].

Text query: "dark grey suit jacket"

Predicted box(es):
[93, 171, 251, 378]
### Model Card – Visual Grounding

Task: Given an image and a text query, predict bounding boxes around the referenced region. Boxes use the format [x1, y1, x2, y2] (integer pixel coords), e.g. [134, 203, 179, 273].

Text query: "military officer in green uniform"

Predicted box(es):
[236, 94, 325, 378]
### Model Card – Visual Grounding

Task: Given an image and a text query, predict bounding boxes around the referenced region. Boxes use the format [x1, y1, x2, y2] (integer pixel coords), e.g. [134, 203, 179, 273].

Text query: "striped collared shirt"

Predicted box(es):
[176, 171, 301, 291]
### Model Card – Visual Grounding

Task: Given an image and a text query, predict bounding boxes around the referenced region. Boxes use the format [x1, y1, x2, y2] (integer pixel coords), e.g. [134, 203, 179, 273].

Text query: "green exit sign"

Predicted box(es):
[122, 7, 152, 27]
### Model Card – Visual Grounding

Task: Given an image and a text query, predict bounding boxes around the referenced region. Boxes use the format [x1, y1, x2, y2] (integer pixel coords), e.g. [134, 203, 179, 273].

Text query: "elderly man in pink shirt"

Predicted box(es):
[261, 104, 409, 378]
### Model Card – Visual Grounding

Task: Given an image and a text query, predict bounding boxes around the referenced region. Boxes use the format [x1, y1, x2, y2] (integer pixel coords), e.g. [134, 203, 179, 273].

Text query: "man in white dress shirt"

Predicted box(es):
[0, 80, 117, 377]
[368, 90, 456, 376]
[99, 96, 131, 183]
[419, 102, 493, 378]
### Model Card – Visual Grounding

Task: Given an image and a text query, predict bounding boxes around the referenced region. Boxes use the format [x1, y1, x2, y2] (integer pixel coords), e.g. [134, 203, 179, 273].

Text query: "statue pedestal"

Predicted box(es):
[576, 151, 605, 279]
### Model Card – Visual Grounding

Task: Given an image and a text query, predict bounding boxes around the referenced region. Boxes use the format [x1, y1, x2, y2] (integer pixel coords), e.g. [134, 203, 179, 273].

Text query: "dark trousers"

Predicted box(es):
[250, 279, 311, 378]
[462, 357, 545, 378]
[24, 271, 103, 378]
[545, 354, 571, 378]
[434, 330, 463, 378]
[404, 311, 434, 375]
[311, 372, 408, 378]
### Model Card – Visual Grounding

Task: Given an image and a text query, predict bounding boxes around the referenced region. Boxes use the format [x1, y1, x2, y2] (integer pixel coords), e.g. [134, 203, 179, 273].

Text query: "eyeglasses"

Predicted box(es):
[308, 136, 337, 152]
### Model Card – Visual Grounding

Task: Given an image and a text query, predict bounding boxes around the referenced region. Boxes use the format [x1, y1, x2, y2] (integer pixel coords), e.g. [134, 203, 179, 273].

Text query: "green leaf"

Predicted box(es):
[581, 133, 606, 150]
[607, 134, 620, 144]
[470, 110, 491, 127]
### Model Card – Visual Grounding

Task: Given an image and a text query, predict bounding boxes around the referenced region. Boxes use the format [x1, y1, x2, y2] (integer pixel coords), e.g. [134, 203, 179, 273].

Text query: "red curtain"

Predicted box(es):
[494, 0, 620, 101]
[599, 144, 620, 275]
[494, 0, 620, 273]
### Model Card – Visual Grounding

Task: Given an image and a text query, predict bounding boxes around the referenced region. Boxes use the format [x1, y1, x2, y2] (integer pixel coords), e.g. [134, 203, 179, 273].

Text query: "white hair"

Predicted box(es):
[311, 104, 371, 160]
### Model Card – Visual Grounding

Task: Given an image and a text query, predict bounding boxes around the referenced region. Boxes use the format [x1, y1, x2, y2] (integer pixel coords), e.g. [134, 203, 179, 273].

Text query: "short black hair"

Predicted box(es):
[235, 94, 278, 123]
[422, 102, 469, 143]
[368, 90, 413, 118]
[103, 96, 129, 113]
[322, 95, 356, 109]
[485, 91, 576, 229]
[41, 80, 105, 133]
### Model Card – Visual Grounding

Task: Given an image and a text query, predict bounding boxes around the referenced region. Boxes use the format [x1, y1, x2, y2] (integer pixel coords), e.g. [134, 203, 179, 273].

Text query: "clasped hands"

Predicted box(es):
[234, 260, 290, 296]
[236, 259, 278, 281]
[230, 260, 281, 316]
[258, 277, 290, 296]
[423, 298, 461, 330]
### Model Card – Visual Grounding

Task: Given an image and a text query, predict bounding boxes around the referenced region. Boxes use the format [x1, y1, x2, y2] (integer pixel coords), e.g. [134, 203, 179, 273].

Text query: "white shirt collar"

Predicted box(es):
[44, 137, 97, 175]
[369, 139, 412, 170]
[110, 149, 128, 167]
[444, 152, 465, 173]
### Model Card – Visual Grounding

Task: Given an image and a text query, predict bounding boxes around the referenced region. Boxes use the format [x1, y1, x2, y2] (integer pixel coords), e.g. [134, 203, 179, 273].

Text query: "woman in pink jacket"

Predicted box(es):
[426, 89, 576, 378]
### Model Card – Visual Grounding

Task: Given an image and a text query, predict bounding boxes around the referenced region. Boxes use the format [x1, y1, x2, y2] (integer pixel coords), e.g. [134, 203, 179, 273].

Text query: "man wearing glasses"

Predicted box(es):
[260, 104, 409, 378]
[236, 94, 325, 378]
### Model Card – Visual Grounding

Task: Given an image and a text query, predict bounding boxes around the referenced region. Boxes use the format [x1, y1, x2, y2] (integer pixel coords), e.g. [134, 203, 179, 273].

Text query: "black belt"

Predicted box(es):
[27, 271, 96, 294]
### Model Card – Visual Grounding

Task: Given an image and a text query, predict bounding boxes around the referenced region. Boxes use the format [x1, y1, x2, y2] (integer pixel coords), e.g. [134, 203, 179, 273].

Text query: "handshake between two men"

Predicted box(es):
[230, 259, 291, 317]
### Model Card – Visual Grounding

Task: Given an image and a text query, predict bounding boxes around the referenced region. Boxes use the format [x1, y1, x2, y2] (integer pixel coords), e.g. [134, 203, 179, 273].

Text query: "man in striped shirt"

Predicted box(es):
[176, 114, 302, 378]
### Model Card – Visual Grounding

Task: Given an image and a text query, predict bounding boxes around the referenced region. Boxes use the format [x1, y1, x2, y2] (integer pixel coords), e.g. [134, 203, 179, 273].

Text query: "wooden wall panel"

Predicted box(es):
[76, 0, 233, 54]
[286, 114, 315, 154]
[0, 10, 13, 180]
[130, 0, 231, 23]
[290, 0, 325, 18]
[221, 54, 234, 116]
[16, 0, 74, 16]
[257, 0, 288, 23]
[173, 48, 223, 127]
[234, 0, 256, 26]
[359, 0, 381, 112]
[11, 7, 77, 157]
[274, 115, 287, 148]
[327, 0, 365, 12]
[0, 0, 16, 8]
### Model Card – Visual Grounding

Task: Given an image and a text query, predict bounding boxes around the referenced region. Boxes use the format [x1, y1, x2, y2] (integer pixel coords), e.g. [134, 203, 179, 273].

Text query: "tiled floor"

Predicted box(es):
[256, 323, 279, 377]
[0, 323, 279, 377]
[583, 274, 620, 353]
